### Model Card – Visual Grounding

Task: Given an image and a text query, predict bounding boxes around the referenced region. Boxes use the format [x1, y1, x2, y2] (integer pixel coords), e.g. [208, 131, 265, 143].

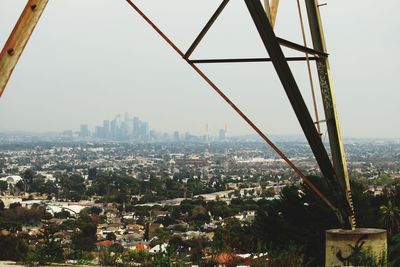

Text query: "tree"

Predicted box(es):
[54, 209, 71, 219]
[213, 218, 253, 253]
[121, 250, 152, 265]
[262, 187, 276, 198]
[0, 180, 8, 191]
[252, 183, 340, 266]
[106, 232, 116, 241]
[27, 222, 64, 264]
[0, 235, 29, 261]
[22, 169, 35, 191]
[30, 177, 46, 194]
[191, 206, 210, 223]
[207, 201, 234, 219]
[59, 174, 86, 201]
[380, 200, 400, 237]
[151, 228, 171, 246]
[71, 212, 97, 252]
[88, 167, 97, 180]
[9, 202, 22, 209]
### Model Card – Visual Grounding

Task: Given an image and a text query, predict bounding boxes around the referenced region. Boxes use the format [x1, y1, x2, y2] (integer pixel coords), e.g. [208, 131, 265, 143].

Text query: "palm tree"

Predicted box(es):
[380, 200, 400, 236]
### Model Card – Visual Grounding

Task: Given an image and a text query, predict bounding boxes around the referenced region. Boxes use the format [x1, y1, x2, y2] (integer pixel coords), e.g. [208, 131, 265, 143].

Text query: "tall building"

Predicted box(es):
[205, 124, 210, 157]
[79, 124, 90, 137]
[173, 131, 180, 142]
[95, 126, 105, 138]
[219, 128, 226, 141]
[110, 119, 117, 139]
[63, 130, 73, 137]
[123, 112, 130, 136]
[143, 122, 149, 138]
[133, 117, 140, 137]
[103, 120, 110, 138]
[89, 113, 154, 141]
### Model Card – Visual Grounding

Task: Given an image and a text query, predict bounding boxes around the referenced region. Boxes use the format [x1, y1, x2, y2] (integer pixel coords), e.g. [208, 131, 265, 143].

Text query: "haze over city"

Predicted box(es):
[2, 1, 400, 266]
[0, 0, 399, 138]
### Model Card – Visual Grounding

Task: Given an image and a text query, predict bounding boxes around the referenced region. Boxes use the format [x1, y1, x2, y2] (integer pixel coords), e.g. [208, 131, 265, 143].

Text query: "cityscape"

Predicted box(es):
[66, 113, 228, 143]
[1, 0, 399, 266]
[0, 132, 399, 266]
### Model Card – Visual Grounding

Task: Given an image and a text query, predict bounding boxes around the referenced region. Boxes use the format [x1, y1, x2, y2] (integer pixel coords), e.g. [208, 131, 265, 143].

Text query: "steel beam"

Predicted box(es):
[0, 0, 49, 98]
[305, 0, 355, 228]
[184, 0, 230, 59]
[277, 37, 328, 58]
[190, 56, 317, 64]
[244, 0, 351, 228]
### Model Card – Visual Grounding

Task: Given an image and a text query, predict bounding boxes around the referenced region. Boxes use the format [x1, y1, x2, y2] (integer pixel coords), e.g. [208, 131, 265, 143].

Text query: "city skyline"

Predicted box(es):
[0, 0, 399, 139]
[64, 112, 230, 142]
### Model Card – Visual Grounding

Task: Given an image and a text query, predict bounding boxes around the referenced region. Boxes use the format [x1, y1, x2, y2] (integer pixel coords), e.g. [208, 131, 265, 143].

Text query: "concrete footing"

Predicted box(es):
[325, 228, 387, 267]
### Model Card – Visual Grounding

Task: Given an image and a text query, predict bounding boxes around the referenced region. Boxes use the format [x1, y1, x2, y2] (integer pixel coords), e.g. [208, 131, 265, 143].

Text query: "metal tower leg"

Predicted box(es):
[245, 0, 351, 228]
[305, 0, 355, 229]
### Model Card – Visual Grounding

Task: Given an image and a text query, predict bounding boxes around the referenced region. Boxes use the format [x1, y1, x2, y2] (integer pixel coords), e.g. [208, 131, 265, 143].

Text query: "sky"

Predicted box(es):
[0, 0, 399, 138]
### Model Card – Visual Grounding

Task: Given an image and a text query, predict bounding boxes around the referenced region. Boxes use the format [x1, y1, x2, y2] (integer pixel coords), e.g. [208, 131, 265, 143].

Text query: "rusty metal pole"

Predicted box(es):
[0, 0, 49, 98]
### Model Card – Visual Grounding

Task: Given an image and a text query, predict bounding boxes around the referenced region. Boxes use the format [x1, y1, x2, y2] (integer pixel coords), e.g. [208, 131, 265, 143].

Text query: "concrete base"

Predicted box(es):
[325, 228, 387, 267]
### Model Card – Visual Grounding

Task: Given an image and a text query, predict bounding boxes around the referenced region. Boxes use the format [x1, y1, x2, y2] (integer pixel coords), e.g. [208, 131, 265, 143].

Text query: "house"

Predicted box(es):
[130, 243, 150, 252]
[149, 243, 167, 254]
[150, 210, 170, 220]
[95, 240, 113, 248]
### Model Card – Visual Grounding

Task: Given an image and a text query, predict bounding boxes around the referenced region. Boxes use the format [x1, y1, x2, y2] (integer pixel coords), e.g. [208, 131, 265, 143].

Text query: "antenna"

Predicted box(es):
[203, 123, 210, 180]
[224, 124, 228, 174]
[205, 123, 210, 158]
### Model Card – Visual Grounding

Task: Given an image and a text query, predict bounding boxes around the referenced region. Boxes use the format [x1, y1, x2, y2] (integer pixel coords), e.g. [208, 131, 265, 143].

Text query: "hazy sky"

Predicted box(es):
[0, 0, 399, 138]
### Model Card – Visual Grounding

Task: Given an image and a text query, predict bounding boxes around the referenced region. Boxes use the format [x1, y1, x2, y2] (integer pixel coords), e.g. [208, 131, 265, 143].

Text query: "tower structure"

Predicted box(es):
[0, 1, 388, 263]
[223, 124, 229, 174]
[202, 123, 210, 180]
[204, 124, 210, 158]
[0, 0, 365, 231]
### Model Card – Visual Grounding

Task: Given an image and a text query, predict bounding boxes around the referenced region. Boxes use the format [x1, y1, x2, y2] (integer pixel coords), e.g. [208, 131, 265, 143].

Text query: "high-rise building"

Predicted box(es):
[103, 120, 110, 138]
[143, 122, 149, 137]
[173, 131, 180, 142]
[133, 117, 140, 137]
[110, 119, 117, 139]
[95, 126, 105, 138]
[79, 124, 90, 137]
[63, 130, 73, 137]
[219, 128, 226, 141]
[123, 112, 130, 136]
[127, 118, 134, 137]
[88, 113, 154, 141]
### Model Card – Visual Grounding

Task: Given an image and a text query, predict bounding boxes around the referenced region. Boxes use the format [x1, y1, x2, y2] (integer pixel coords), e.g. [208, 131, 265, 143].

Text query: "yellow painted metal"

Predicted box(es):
[295, 0, 321, 135]
[269, 0, 280, 28]
[263, 0, 272, 22]
[313, 0, 351, 197]
[262, 0, 279, 28]
[305, 0, 355, 229]
[0, 0, 49, 98]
